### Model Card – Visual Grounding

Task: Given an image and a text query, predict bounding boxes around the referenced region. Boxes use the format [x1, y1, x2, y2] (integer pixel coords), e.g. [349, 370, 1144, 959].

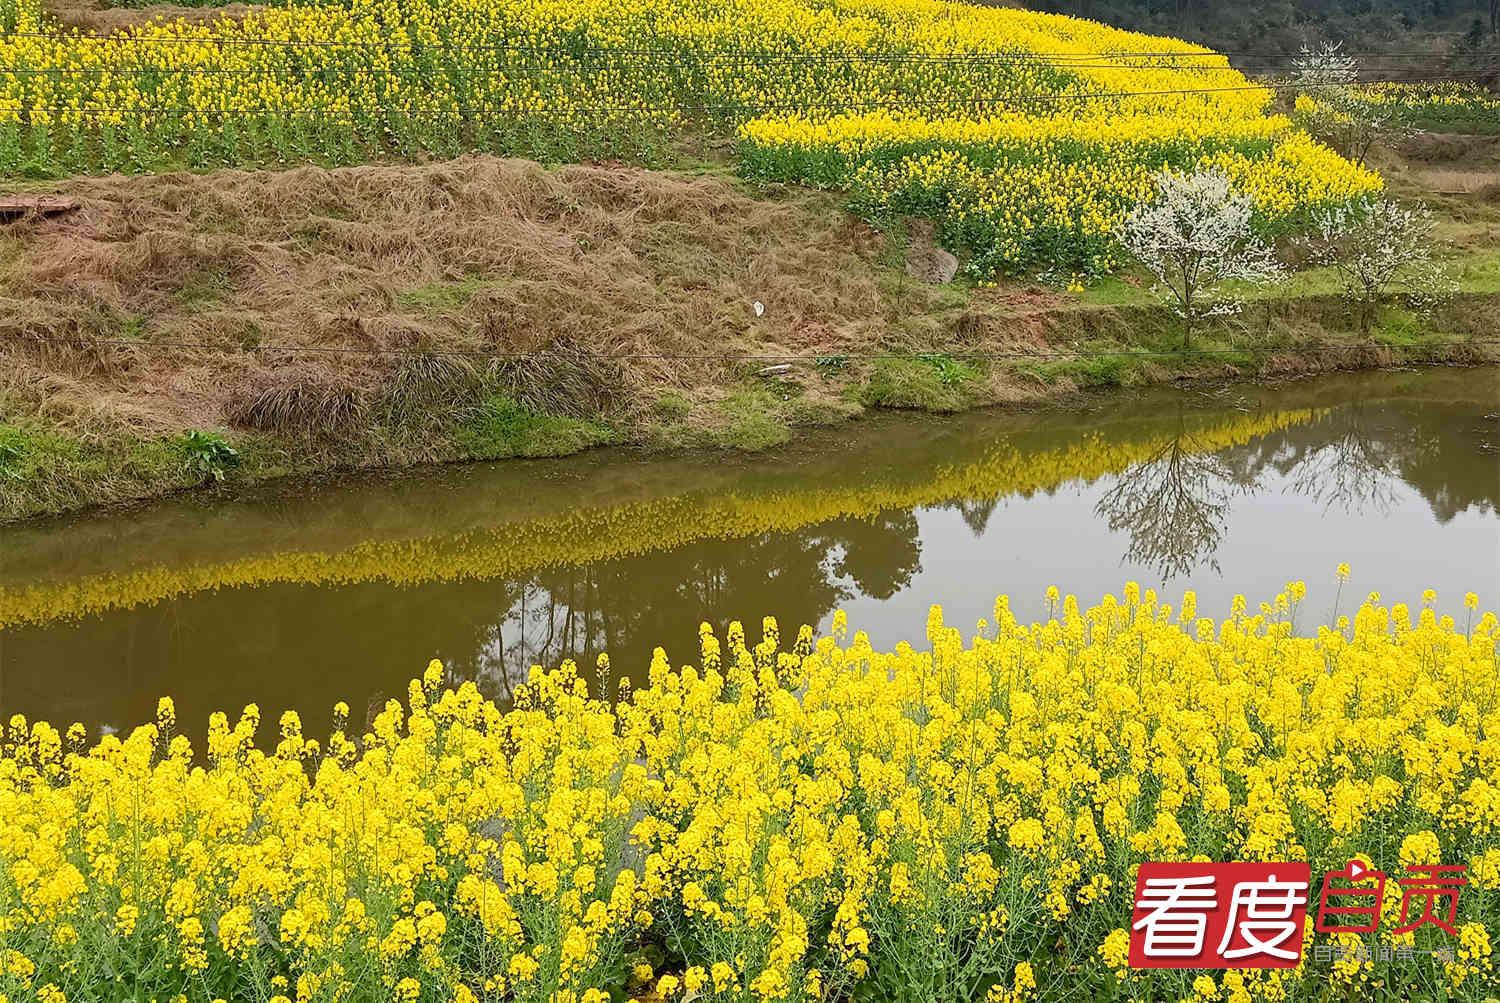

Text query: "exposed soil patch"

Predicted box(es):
[43, 0, 260, 32]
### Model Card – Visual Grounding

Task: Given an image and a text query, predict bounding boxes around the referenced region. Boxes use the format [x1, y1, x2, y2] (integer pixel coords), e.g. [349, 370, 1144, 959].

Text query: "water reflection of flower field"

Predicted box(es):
[0, 586, 1493, 1001]
[0, 408, 1317, 629]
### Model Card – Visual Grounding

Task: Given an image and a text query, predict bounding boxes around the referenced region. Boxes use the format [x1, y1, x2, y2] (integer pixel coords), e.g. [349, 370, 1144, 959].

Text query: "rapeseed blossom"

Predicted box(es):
[0, 0, 1379, 275]
[1305, 81, 1500, 130]
[0, 584, 1494, 1000]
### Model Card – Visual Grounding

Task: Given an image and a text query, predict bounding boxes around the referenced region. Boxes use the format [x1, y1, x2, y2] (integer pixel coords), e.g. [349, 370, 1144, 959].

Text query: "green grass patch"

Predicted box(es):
[395, 275, 496, 313]
[1450, 248, 1500, 295]
[1019, 353, 1135, 388]
[859, 354, 981, 412]
[653, 391, 692, 420]
[701, 386, 793, 451]
[0, 421, 211, 521]
[176, 268, 232, 308]
[1077, 275, 1156, 308]
[455, 396, 613, 459]
[0, 423, 108, 484]
[1372, 307, 1436, 348]
[640, 383, 858, 449]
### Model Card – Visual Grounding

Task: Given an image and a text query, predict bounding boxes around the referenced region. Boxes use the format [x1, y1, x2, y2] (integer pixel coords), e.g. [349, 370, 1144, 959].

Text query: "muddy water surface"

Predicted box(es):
[1, 367, 1496, 738]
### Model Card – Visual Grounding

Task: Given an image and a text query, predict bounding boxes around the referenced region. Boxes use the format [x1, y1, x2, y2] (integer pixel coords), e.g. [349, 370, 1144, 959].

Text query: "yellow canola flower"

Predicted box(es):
[0, 585, 1493, 998]
[0, 0, 1377, 275]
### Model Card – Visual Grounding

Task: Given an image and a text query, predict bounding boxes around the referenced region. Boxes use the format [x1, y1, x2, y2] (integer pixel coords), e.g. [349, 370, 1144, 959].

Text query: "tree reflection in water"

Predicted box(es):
[1282, 403, 1405, 515]
[1093, 405, 1252, 580]
[453, 511, 924, 703]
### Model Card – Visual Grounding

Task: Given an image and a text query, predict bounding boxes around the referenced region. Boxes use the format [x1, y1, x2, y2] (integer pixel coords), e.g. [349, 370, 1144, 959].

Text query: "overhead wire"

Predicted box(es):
[14, 334, 1500, 363]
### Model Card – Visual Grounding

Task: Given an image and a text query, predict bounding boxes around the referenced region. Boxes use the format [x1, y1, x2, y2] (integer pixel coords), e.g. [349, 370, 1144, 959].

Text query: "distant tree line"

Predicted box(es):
[1029, 0, 1499, 70]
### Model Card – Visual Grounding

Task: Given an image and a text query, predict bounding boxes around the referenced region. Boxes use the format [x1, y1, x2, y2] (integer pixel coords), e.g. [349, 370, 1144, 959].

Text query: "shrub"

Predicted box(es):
[175, 429, 240, 484]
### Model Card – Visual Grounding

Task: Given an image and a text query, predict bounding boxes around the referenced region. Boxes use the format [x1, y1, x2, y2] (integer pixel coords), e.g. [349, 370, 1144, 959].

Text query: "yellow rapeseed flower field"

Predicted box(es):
[0, 0, 1379, 275]
[0, 584, 1494, 1001]
[1336, 81, 1500, 129]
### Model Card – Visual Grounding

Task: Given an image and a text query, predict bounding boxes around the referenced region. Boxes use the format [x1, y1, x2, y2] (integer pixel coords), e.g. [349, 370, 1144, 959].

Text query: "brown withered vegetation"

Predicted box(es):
[1382, 133, 1500, 216]
[43, 0, 260, 33]
[0, 155, 970, 442]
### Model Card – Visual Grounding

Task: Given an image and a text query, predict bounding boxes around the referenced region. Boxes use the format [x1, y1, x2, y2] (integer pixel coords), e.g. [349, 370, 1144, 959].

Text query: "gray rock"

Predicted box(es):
[907, 246, 959, 284]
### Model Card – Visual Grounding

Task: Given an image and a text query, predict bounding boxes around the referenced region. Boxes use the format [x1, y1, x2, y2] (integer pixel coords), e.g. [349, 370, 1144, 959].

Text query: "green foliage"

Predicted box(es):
[705, 387, 794, 451]
[395, 276, 495, 313]
[176, 268, 232, 307]
[456, 396, 613, 459]
[860, 354, 980, 412]
[176, 430, 241, 484]
[815, 354, 850, 376]
[653, 392, 693, 419]
[0, 425, 26, 479]
[1022, 353, 1133, 388]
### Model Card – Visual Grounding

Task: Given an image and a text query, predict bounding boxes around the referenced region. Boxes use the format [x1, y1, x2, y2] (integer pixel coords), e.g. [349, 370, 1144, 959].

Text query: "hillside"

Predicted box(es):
[1034, 0, 1498, 64]
[0, 0, 1497, 521]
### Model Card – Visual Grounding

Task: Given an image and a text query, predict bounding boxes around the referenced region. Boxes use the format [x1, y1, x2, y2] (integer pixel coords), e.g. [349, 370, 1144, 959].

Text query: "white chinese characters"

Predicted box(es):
[1218, 874, 1309, 960]
[1132, 875, 1218, 956]
[1133, 871, 1310, 961]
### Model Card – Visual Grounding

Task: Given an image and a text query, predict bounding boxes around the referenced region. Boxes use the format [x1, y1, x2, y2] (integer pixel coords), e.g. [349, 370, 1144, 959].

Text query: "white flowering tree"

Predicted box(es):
[1291, 40, 1358, 90]
[1118, 169, 1282, 350]
[1298, 199, 1451, 334]
[1289, 42, 1392, 167]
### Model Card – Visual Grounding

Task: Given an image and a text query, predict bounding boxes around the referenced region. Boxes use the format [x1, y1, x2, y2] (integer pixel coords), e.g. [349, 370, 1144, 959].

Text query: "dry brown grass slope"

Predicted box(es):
[2, 158, 957, 434]
[42, 0, 262, 32]
[0, 147, 1496, 521]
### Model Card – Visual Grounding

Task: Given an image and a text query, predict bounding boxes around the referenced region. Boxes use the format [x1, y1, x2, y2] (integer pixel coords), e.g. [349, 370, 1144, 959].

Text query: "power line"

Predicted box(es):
[0, 49, 1460, 70]
[0, 55, 1480, 76]
[4, 74, 1483, 117]
[0, 29, 1488, 62]
[14, 333, 1500, 363]
[0, 30, 1243, 58]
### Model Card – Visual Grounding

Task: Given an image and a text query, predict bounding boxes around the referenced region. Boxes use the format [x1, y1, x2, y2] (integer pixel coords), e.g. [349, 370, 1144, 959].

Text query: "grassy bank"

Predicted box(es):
[1, 134, 1498, 523]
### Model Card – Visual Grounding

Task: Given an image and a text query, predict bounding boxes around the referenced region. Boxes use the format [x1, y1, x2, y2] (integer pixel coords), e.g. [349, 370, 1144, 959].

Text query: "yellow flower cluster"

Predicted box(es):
[0, 0, 1378, 273]
[0, 584, 1494, 1000]
[0, 407, 1318, 629]
[1200, 132, 1384, 219]
[0, 0, 1246, 156]
[1340, 81, 1500, 129]
[728, 9, 1381, 274]
[741, 112, 1381, 274]
[0, 0, 36, 33]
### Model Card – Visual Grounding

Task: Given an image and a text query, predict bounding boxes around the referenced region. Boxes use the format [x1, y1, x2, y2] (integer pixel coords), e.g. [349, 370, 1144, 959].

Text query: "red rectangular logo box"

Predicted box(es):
[1130, 861, 1312, 969]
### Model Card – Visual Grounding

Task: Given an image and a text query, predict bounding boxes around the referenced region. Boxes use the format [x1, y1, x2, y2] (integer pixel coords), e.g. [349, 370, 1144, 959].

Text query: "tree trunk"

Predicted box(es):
[1181, 269, 1195, 351]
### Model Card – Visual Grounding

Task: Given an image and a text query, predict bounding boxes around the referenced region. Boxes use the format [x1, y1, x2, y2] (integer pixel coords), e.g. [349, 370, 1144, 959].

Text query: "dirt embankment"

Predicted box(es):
[5, 157, 916, 435]
[1, 144, 1497, 522]
[43, 0, 260, 33]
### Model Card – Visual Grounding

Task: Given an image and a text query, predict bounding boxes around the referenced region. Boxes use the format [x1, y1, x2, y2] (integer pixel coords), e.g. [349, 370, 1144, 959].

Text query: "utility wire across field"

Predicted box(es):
[18, 334, 1500, 364]
[0, 29, 1489, 63]
[0, 56, 1483, 76]
[7, 74, 1485, 117]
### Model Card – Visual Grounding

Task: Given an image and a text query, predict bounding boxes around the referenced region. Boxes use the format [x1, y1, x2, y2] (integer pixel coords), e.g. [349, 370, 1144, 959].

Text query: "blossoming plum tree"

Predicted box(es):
[1119, 168, 1282, 349]
[1290, 43, 1398, 168]
[1298, 199, 1451, 334]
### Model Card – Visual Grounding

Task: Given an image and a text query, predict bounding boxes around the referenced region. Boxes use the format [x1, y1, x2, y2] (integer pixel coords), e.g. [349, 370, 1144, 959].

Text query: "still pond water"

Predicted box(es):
[1, 367, 1496, 738]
